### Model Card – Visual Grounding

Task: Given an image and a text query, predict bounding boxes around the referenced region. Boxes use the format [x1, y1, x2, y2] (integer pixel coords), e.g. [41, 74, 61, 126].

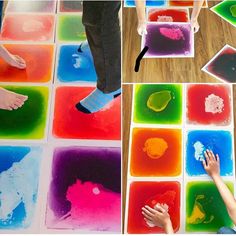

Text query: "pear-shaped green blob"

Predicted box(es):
[230, 5, 236, 17]
[147, 90, 172, 112]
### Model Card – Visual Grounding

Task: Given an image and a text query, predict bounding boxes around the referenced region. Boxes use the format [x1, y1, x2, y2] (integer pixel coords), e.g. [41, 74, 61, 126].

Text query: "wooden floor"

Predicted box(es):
[122, 2, 236, 83]
[122, 84, 236, 232]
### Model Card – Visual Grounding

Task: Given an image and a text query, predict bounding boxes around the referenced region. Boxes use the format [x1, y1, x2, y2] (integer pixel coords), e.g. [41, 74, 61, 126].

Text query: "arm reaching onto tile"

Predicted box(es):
[202, 150, 236, 225]
[135, 0, 147, 36]
[191, 0, 204, 33]
[0, 45, 26, 69]
[142, 204, 174, 234]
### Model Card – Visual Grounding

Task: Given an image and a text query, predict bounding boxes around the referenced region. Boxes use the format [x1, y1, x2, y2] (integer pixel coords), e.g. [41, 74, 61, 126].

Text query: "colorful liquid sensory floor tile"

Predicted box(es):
[147, 8, 190, 22]
[0, 86, 49, 140]
[186, 130, 233, 177]
[6, 0, 57, 13]
[142, 23, 194, 58]
[202, 45, 236, 83]
[211, 0, 236, 27]
[186, 181, 234, 232]
[0, 44, 55, 83]
[127, 181, 180, 234]
[46, 146, 121, 232]
[0, 146, 42, 229]
[57, 14, 86, 42]
[130, 127, 182, 177]
[133, 84, 182, 124]
[53, 86, 121, 140]
[0, 14, 55, 42]
[186, 84, 232, 126]
[56, 43, 97, 83]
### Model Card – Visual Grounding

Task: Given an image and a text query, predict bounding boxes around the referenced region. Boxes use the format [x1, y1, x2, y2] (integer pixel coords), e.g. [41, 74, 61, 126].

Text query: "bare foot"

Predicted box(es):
[0, 88, 28, 111]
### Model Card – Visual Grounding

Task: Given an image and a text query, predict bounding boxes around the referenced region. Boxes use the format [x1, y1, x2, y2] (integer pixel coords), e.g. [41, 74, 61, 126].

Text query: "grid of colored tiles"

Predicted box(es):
[126, 83, 235, 233]
[185, 84, 235, 233]
[0, 0, 121, 233]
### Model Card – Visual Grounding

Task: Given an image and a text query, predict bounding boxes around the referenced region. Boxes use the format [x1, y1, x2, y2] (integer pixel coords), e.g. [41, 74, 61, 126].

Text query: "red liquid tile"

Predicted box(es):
[0, 14, 55, 42]
[53, 86, 121, 140]
[148, 9, 189, 22]
[127, 181, 180, 234]
[187, 84, 231, 126]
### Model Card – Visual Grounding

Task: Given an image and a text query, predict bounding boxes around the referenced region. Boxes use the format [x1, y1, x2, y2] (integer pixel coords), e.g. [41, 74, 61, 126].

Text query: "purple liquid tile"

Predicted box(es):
[46, 146, 121, 232]
[143, 23, 193, 57]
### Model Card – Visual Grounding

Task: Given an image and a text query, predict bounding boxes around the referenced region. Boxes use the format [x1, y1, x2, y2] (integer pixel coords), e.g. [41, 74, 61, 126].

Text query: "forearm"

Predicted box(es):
[191, 0, 204, 21]
[135, 0, 146, 23]
[164, 219, 174, 234]
[212, 175, 236, 223]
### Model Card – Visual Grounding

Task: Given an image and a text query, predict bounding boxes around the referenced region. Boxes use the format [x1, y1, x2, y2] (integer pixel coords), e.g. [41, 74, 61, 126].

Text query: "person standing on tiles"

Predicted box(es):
[76, 1, 121, 114]
[0, 0, 28, 110]
[135, 0, 205, 35]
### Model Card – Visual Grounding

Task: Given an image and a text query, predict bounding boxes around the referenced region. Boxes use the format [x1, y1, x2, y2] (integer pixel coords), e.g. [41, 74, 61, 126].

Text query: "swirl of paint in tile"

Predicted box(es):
[143, 137, 168, 159]
[147, 90, 172, 112]
[205, 94, 224, 114]
[159, 27, 185, 40]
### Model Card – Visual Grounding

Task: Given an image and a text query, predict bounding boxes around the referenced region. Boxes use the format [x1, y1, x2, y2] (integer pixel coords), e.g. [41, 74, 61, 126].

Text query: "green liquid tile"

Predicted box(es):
[186, 181, 234, 232]
[0, 86, 49, 139]
[57, 14, 86, 42]
[133, 84, 182, 124]
[212, 0, 236, 25]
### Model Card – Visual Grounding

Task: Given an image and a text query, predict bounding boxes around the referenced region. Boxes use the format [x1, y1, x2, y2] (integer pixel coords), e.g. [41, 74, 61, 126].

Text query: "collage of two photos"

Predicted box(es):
[0, 0, 236, 235]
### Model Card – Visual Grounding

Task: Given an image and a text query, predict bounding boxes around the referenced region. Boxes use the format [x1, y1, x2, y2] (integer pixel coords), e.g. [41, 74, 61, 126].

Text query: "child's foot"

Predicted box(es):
[0, 88, 28, 111]
[76, 88, 121, 114]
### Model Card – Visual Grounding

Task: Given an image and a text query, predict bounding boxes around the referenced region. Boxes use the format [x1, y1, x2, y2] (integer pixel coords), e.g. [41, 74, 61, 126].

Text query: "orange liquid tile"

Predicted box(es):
[130, 128, 182, 177]
[0, 14, 55, 42]
[127, 181, 180, 234]
[0, 44, 54, 83]
[53, 86, 121, 140]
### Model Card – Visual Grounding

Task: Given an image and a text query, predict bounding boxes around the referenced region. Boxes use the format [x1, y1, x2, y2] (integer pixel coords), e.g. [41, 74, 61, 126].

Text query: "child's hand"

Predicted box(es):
[202, 149, 220, 178]
[142, 204, 174, 233]
[3, 54, 26, 69]
[191, 19, 200, 33]
[137, 21, 147, 36]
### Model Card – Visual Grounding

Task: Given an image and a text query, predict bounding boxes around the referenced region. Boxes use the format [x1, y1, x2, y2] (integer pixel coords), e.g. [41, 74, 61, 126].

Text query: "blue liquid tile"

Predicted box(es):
[57, 43, 97, 83]
[186, 130, 233, 177]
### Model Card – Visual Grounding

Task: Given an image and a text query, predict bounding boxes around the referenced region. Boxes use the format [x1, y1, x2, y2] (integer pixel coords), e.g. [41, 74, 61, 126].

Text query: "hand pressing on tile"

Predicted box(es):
[0, 87, 28, 111]
[0, 45, 26, 69]
[202, 150, 236, 226]
[142, 204, 174, 234]
[202, 149, 220, 178]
